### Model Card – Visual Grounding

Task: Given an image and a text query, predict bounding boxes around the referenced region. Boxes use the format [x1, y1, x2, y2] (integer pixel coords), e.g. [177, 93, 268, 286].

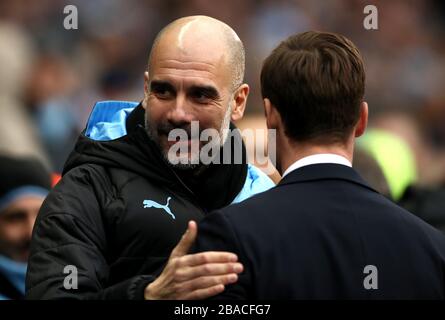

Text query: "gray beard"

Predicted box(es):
[143, 112, 196, 170]
[144, 105, 232, 171]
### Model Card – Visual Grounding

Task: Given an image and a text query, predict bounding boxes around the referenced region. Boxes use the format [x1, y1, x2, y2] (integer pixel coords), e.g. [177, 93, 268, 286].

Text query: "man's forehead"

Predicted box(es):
[149, 17, 236, 86]
[4, 196, 44, 210]
[150, 49, 231, 89]
[152, 41, 228, 69]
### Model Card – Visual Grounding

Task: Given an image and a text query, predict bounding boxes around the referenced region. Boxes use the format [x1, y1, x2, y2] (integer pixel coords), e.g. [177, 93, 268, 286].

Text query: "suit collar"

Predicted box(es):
[278, 163, 378, 193]
[282, 154, 352, 178]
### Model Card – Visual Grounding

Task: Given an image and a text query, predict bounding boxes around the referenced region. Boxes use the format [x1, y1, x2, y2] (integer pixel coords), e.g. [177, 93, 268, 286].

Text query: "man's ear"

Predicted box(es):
[355, 101, 368, 137]
[263, 98, 280, 130]
[230, 84, 249, 122]
[143, 71, 150, 109]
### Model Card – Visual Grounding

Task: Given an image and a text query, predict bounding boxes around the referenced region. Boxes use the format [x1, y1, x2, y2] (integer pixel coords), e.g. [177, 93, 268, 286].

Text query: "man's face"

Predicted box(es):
[143, 33, 237, 169]
[0, 196, 43, 262]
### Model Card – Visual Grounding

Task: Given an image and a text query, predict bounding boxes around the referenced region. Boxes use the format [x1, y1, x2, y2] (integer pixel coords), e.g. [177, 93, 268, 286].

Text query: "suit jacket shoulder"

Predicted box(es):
[194, 164, 445, 299]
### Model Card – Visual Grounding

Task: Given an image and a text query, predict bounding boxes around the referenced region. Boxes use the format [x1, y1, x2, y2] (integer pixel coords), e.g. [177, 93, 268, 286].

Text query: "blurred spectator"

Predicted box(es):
[399, 183, 445, 232]
[24, 53, 80, 171]
[353, 147, 391, 198]
[0, 23, 47, 164]
[370, 112, 440, 185]
[357, 129, 418, 201]
[357, 126, 445, 231]
[0, 154, 51, 300]
[0, 0, 444, 185]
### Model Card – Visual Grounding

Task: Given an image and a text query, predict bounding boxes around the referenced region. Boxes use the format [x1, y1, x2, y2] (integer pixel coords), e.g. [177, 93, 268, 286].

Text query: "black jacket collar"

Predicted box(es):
[65, 103, 248, 213]
[126, 103, 248, 212]
[278, 163, 378, 194]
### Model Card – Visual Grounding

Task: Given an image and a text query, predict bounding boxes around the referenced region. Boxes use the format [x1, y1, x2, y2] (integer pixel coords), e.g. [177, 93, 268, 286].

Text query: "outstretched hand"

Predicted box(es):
[144, 220, 243, 300]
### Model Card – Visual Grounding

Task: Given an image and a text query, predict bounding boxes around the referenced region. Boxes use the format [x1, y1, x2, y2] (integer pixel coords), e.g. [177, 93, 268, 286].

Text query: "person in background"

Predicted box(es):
[399, 182, 445, 232]
[357, 129, 417, 202]
[357, 129, 445, 232]
[352, 147, 391, 198]
[0, 154, 51, 300]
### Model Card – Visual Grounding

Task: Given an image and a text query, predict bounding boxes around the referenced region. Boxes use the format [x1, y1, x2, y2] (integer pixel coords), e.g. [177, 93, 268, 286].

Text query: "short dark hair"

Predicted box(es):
[261, 31, 365, 143]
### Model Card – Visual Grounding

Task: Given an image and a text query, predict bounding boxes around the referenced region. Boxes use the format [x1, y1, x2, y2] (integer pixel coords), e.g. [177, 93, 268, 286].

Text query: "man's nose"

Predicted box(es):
[167, 94, 193, 126]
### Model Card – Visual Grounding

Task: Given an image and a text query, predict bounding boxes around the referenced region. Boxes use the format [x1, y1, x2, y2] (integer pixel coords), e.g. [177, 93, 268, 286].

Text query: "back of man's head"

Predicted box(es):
[261, 31, 365, 144]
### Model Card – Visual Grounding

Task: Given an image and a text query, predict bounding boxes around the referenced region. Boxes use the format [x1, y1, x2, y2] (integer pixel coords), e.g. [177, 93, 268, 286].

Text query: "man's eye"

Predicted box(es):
[151, 84, 175, 99]
[2, 212, 27, 223]
[193, 91, 211, 103]
[154, 89, 172, 98]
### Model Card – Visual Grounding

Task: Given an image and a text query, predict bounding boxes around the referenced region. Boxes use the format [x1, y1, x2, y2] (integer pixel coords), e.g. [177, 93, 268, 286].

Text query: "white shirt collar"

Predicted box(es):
[282, 153, 352, 178]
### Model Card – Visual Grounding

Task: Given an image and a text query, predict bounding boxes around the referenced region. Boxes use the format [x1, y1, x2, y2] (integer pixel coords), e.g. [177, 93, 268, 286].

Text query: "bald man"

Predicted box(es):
[26, 16, 274, 300]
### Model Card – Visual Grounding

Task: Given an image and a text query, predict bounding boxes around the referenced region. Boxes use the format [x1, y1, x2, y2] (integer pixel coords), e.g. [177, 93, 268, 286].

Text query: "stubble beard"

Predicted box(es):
[144, 103, 233, 171]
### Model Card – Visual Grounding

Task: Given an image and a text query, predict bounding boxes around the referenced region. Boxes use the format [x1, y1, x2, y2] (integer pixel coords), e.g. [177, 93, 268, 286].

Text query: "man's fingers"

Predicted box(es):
[179, 274, 238, 299]
[171, 220, 198, 258]
[164, 221, 242, 301]
[182, 284, 225, 300]
[179, 251, 238, 267]
[174, 262, 243, 281]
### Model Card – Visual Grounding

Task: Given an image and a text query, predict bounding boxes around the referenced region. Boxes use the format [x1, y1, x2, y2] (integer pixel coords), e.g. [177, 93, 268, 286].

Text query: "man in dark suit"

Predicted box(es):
[191, 31, 445, 299]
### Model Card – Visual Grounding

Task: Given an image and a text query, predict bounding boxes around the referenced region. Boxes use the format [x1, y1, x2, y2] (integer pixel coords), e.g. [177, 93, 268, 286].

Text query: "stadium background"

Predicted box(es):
[0, 0, 444, 204]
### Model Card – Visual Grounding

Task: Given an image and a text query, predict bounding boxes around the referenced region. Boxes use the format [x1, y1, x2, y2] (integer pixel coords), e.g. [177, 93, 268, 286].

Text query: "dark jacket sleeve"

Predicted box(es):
[25, 165, 154, 300]
[192, 210, 252, 299]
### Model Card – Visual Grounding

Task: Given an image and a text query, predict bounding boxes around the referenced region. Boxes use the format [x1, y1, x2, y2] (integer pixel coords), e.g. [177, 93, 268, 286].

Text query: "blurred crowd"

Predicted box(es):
[0, 0, 444, 174]
[0, 0, 445, 299]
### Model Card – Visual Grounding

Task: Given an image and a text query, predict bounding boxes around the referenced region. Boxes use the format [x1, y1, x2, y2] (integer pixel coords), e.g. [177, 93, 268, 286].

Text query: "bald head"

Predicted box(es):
[148, 16, 245, 90]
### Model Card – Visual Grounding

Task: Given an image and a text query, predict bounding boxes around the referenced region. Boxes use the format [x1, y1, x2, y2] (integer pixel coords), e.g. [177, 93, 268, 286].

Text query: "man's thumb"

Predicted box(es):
[171, 220, 198, 257]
